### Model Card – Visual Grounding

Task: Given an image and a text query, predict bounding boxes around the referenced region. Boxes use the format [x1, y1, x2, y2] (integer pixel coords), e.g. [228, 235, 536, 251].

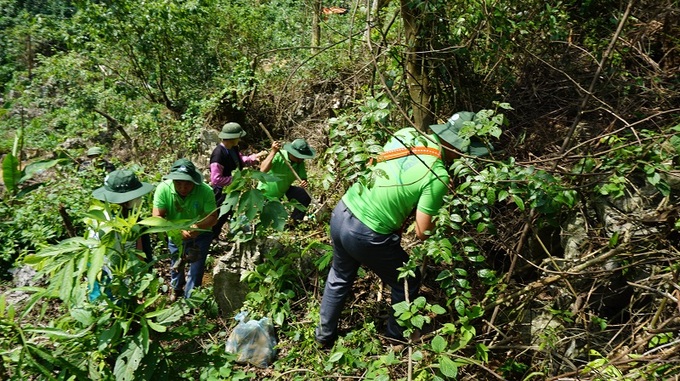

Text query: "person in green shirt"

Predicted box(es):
[258, 138, 316, 222]
[153, 158, 218, 301]
[315, 111, 492, 348]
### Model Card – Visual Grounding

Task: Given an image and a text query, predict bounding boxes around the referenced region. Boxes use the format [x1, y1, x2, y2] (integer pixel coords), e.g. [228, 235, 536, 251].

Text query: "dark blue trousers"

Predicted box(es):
[286, 185, 311, 221]
[169, 232, 213, 298]
[315, 200, 421, 344]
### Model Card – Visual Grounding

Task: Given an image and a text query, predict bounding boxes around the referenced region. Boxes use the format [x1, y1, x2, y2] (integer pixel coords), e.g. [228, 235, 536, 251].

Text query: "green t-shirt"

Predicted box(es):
[152, 179, 217, 221]
[342, 128, 450, 234]
[258, 150, 307, 199]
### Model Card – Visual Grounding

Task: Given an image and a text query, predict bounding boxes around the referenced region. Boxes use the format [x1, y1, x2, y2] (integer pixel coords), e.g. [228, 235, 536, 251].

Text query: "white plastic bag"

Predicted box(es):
[225, 311, 277, 368]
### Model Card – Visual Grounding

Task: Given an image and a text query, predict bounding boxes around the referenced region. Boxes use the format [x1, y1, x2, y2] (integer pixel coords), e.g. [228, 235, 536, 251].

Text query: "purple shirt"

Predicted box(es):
[209, 143, 259, 187]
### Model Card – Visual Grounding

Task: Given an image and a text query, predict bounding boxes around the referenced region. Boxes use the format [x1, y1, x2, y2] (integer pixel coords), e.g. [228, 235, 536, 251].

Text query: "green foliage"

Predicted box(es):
[0, 0, 678, 379]
[71, 0, 223, 114]
[240, 248, 303, 327]
[6, 200, 209, 379]
[393, 296, 446, 338]
[0, 165, 90, 279]
[322, 94, 392, 192]
[589, 127, 680, 199]
[0, 0, 75, 92]
[219, 169, 290, 241]
[2, 153, 68, 197]
[197, 342, 256, 380]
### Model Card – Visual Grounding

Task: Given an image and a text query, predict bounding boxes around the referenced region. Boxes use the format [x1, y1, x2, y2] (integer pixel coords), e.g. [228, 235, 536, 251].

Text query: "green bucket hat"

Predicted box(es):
[284, 138, 316, 160]
[92, 170, 154, 204]
[429, 111, 492, 157]
[87, 146, 103, 157]
[218, 122, 247, 140]
[162, 158, 203, 185]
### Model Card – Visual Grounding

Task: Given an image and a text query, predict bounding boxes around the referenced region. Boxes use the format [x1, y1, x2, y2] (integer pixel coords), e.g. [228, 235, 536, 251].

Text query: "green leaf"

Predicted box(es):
[70, 307, 94, 326]
[477, 268, 496, 281]
[114, 333, 146, 381]
[485, 188, 496, 203]
[411, 314, 426, 329]
[431, 335, 447, 353]
[87, 245, 107, 291]
[138, 217, 196, 234]
[145, 318, 167, 333]
[609, 231, 619, 247]
[513, 196, 525, 211]
[99, 323, 122, 351]
[476, 343, 489, 362]
[2, 153, 21, 195]
[329, 352, 344, 362]
[19, 158, 67, 183]
[238, 190, 265, 220]
[24, 326, 90, 339]
[670, 134, 680, 153]
[413, 296, 427, 309]
[466, 305, 484, 319]
[392, 301, 409, 315]
[469, 211, 482, 221]
[59, 259, 75, 302]
[430, 304, 447, 315]
[498, 189, 509, 201]
[151, 304, 187, 325]
[261, 201, 287, 231]
[439, 355, 458, 378]
[454, 299, 465, 316]
[648, 172, 660, 185]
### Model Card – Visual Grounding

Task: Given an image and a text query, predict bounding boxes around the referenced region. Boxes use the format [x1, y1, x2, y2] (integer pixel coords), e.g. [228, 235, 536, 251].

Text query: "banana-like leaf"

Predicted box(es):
[19, 158, 68, 183]
[2, 153, 20, 195]
[137, 216, 196, 234]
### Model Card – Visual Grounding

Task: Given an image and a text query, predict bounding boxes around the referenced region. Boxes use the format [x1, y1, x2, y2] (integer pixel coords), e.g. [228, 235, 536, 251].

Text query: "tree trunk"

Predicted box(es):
[365, 0, 391, 43]
[311, 0, 322, 53]
[400, 0, 433, 130]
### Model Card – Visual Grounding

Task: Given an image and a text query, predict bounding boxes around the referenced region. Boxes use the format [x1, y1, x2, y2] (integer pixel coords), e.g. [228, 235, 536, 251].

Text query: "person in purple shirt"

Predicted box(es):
[209, 122, 265, 240]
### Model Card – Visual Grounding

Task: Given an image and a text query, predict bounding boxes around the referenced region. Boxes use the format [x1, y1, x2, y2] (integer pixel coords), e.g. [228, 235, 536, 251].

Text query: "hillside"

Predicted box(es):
[1, 0, 680, 380]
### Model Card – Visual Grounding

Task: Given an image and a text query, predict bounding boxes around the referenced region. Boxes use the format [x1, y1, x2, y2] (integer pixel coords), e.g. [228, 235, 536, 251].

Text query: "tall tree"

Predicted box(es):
[311, 0, 322, 52]
[400, 0, 434, 129]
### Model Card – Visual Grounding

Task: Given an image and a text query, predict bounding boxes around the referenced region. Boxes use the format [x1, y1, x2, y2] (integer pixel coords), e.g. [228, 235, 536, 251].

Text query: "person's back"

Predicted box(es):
[342, 128, 449, 234]
[316, 111, 494, 348]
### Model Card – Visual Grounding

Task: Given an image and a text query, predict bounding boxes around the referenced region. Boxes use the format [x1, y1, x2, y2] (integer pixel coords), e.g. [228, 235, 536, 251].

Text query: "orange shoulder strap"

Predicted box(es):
[370, 146, 441, 164]
[368, 146, 442, 165]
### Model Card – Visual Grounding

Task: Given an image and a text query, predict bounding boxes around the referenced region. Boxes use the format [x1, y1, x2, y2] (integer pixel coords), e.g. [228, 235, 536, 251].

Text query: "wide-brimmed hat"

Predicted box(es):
[284, 138, 316, 159]
[218, 122, 247, 140]
[162, 158, 203, 184]
[87, 146, 103, 157]
[429, 111, 492, 157]
[92, 170, 154, 204]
